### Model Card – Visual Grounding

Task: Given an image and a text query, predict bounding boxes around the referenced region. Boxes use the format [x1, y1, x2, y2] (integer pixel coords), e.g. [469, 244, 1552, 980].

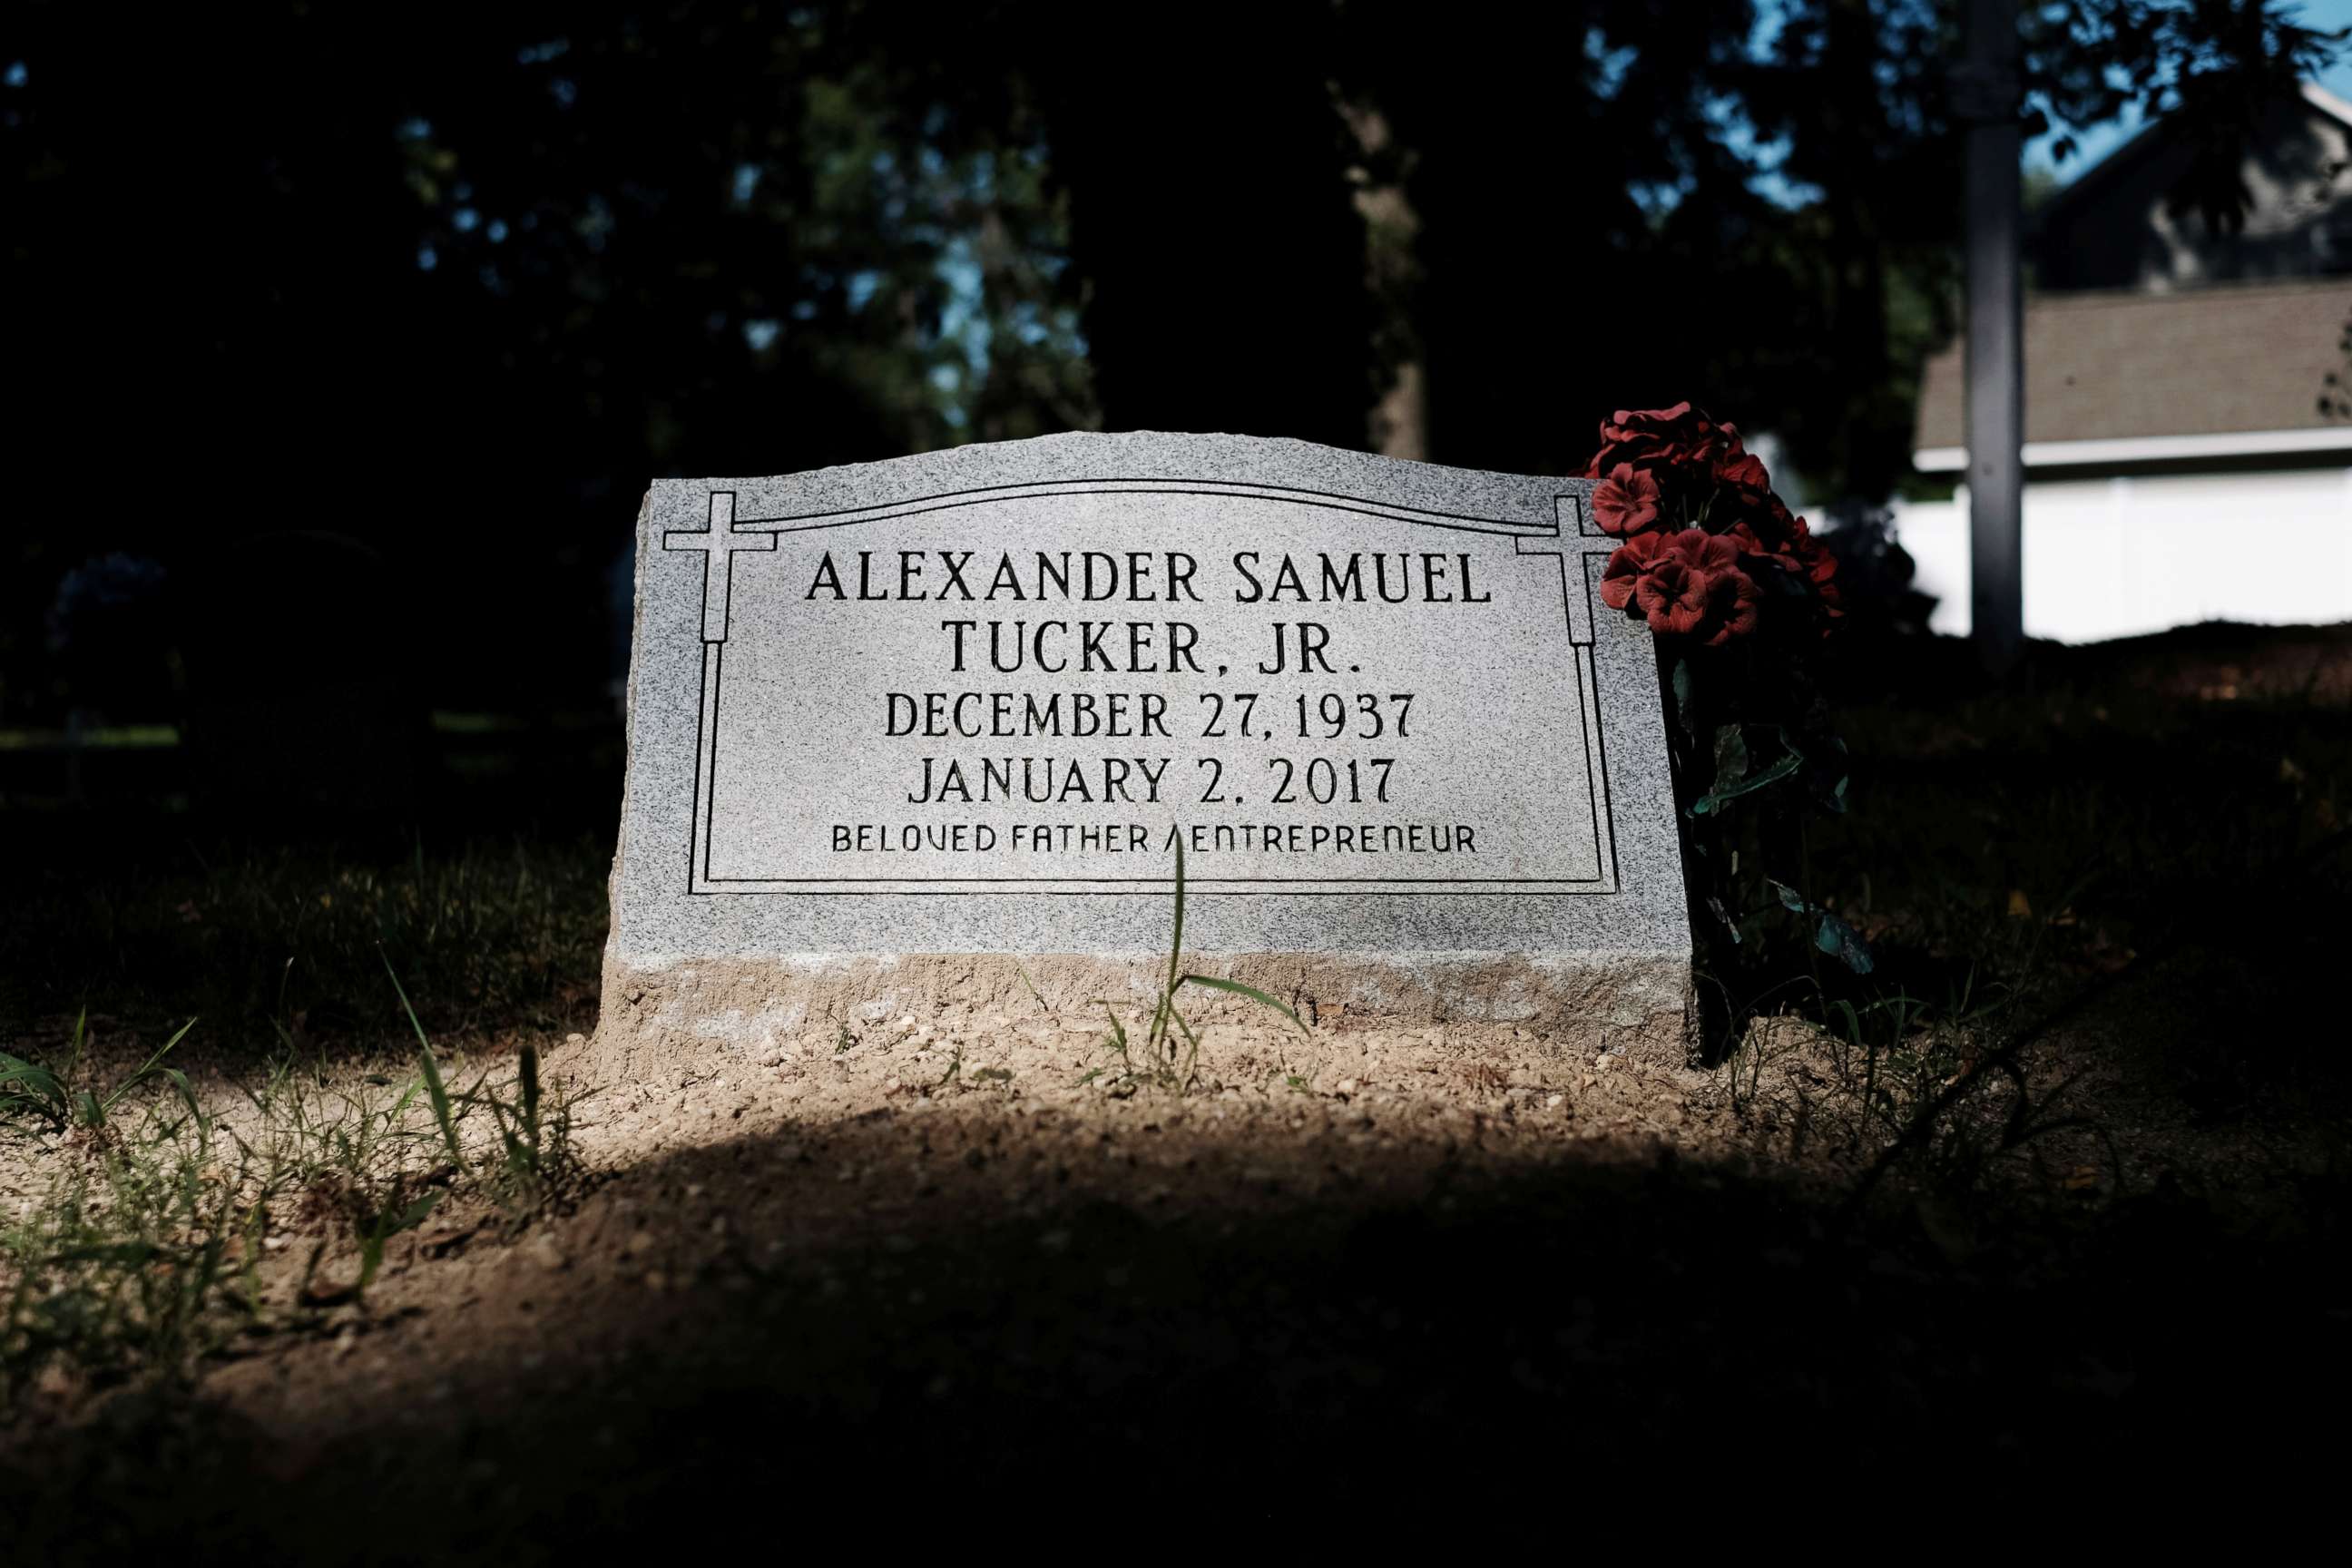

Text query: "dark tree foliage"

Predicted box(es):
[5, 4, 1100, 718]
[0, 0, 2332, 729]
[2024, 0, 2342, 233]
[1012, 4, 1377, 446]
[1342, 2, 1784, 474]
[1346, 0, 2336, 489]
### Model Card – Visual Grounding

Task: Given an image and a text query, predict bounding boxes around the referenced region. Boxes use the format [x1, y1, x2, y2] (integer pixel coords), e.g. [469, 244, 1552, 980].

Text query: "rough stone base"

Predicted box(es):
[595, 947, 1696, 1081]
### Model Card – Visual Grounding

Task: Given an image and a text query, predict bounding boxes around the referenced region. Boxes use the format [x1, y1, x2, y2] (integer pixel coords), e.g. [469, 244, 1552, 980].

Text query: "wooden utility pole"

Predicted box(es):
[1957, 0, 2025, 674]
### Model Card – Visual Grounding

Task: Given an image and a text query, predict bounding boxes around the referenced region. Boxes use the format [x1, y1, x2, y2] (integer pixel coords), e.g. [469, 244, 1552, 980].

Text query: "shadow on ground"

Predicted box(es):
[6, 1100, 2346, 1559]
[6, 624, 2350, 1553]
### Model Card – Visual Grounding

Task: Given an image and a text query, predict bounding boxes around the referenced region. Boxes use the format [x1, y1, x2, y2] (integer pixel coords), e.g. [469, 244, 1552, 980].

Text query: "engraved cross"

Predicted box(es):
[662, 491, 775, 643]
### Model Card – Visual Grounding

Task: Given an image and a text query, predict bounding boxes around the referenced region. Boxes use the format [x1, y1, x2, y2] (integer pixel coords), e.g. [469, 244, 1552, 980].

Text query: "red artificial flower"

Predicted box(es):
[1601, 528, 1762, 645]
[1584, 401, 1746, 479]
[1728, 509, 1812, 576]
[1599, 529, 1672, 611]
[1592, 463, 1663, 535]
[1714, 450, 1770, 492]
[1802, 534, 1843, 620]
[1587, 399, 1837, 642]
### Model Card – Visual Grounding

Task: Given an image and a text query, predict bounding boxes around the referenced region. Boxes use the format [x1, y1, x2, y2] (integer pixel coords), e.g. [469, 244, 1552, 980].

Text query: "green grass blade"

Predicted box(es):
[0, 1054, 69, 1126]
[518, 1044, 542, 1152]
[356, 1230, 387, 1293]
[0, 1053, 56, 1088]
[1154, 836, 1188, 1052]
[383, 948, 465, 1169]
[417, 1050, 463, 1169]
[50, 1240, 162, 1268]
[99, 1014, 199, 1117]
[1170, 832, 1187, 973]
[379, 946, 435, 1054]
[157, 1066, 205, 1129]
[1015, 965, 1055, 1017]
[1178, 975, 1309, 1034]
[394, 1191, 442, 1233]
[482, 1085, 530, 1169]
[1171, 1009, 1203, 1091]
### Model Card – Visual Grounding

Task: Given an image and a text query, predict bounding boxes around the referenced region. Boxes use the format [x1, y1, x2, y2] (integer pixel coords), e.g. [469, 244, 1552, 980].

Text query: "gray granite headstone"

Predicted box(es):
[601, 432, 1692, 1061]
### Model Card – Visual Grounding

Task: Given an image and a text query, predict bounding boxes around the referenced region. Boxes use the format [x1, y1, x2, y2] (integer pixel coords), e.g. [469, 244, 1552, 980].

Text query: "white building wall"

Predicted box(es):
[1886, 466, 2352, 642]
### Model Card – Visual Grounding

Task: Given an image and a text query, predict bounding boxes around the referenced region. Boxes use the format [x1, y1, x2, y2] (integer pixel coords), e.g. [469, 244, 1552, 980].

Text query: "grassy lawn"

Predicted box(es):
[0, 832, 610, 1060]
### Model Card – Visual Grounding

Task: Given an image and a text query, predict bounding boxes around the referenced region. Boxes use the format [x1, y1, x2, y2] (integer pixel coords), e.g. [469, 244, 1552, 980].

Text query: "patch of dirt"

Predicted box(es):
[7, 1001, 2344, 1558]
[53, 1015, 1741, 1430]
[6, 620, 2350, 1553]
[12, 992, 2337, 1485]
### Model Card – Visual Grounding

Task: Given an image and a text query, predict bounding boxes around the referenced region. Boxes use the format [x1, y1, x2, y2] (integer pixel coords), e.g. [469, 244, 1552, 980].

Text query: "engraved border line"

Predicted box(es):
[681, 476, 1622, 897]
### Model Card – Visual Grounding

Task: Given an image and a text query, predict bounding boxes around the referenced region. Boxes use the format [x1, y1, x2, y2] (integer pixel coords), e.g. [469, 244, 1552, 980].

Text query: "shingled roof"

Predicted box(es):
[1913, 279, 2352, 469]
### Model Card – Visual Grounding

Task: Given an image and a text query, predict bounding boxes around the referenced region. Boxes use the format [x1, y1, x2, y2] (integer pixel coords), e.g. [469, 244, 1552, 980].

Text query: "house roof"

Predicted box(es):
[1912, 278, 2352, 469]
[2033, 81, 2352, 237]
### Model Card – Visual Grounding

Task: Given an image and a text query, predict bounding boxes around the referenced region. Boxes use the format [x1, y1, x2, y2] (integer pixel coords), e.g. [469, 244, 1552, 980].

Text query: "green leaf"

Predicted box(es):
[1816, 912, 1876, 975]
[1769, 879, 1876, 974]
[1705, 894, 1742, 943]
[1711, 724, 1749, 789]
[1671, 660, 1696, 742]
[0, 1054, 58, 1090]
[0, 1054, 67, 1124]
[1691, 750, 1799, 816]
